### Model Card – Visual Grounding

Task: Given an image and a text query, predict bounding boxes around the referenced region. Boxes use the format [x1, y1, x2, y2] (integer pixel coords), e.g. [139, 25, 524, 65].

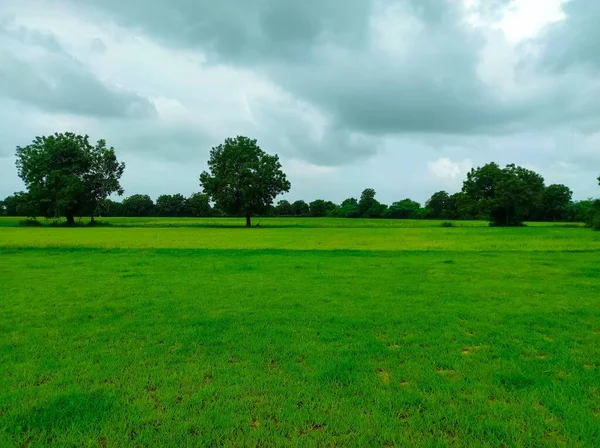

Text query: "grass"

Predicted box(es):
[1, 218, 599, 446]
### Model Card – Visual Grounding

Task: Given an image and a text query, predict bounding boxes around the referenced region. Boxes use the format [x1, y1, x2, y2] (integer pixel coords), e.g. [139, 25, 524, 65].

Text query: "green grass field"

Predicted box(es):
[1, 218, 599, 447]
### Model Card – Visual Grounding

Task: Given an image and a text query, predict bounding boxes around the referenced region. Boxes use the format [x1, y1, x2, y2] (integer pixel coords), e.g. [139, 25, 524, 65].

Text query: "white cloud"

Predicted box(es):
[497, 0, 566, 42]
[428, 157, 473, 180]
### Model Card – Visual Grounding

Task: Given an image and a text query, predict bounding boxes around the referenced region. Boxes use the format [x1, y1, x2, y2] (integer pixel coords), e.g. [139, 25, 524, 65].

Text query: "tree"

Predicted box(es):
[199, 136, 290, 227]
[156, 194, 187, 217]
[462, 163, 545, 226]
[186, 193, 212, 217]
[83, 139, 125, 223]
[122, 194, 155, 217]
[291, 200, 310, 217]
[1, 192, 41, 218]
[492, 164, 545, 226]
[446, 192, 464, 220]
[427, 191, 451, 219]
[2, 194, 24, 216]
[540, 184, 573, 221]
[98, 199, 124, 217]
[15, 132, 125, 225]
[358, 188, 386, 218]
[275, 200, 292, 216]
[309, 199, 337, 217]
[462, 162, 503, 220]
[330, 198, 361, 218]
[593, 175, 600, 230]
[385, 199, 422, 219]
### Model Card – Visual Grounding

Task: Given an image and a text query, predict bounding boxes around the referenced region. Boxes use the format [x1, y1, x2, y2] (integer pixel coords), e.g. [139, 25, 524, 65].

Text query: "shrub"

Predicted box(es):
[440, 221, 455, 228]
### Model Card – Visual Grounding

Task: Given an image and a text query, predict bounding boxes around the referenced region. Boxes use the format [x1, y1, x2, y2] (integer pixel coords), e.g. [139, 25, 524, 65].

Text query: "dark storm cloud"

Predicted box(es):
[1, 0, 599, 201]
[0, 23, 156, 118]
[69, 0, 600, 145]
[536, 0, 600, 71]
[75, 0, 371, 63]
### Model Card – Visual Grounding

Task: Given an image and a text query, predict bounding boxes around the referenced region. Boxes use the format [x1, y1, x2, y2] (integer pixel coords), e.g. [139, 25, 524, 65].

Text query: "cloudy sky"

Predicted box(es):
[1, 0, 599, 204]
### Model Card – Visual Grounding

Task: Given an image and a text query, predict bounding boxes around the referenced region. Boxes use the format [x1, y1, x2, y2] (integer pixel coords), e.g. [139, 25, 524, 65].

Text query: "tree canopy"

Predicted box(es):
[291, 200, 310, 217]
[462, 163, 545, 226]
[540, 184, 573, 221]
[385, 199, 422, 219]
[309, 199, 337, 217]
[199, 136, 290, 227]
[358, 188, 387, 218]
[122, 194, 155, 217]
[186, 193, 212, 217]
[275, 200, 292, 216]
[15, 133, 125, 225]
[156, 194, 188, 217]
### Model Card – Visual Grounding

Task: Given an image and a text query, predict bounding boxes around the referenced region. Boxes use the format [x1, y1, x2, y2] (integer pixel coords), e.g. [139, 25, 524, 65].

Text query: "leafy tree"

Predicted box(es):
[2, 194, 23, 216]
[122, 194, 155, 217]
[593, 175, 600, 230]
[358, 188, 382, 218]
[446, 192, 465, 219]
[15, 132, 125, 225]
[275, 200, 292, 216]
[199, 136, 291, 227]
[492, 164, 545, 226]
[156, 194, 187, 217]
[1, 191, 42, 219]
[330, 198, 361, 218]
[566, 200, 594, 223]
[426, 191, 452, 219]
[462, 163, 545, 226]
[98, 199, 124, 217]
[462, 162, 503, 220]
[186, 193, 212, 217]
[83, 139, 125, 223]
[263, 204, 277, 216]
[385, 199, 422, 219]
[358, 188, 386, 218]
[592, 201, 600, 230]
[540, 184, 572, 221]
[449, 191, 480, 220]
[309, 199, 337, 217]
[291, 200, 310, 217]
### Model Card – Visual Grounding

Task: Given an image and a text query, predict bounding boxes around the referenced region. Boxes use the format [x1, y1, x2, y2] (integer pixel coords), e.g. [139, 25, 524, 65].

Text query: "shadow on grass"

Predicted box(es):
[7, 390, 117, 443]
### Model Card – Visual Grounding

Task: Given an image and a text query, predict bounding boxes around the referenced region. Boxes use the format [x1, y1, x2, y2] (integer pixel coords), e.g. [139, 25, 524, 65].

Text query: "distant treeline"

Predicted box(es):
[2, 132, 599, 228]
[2, 188, 598, 225]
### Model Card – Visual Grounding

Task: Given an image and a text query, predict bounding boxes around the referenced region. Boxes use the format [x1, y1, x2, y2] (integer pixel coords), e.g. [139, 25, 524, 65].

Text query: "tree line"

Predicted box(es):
[1, 132, 599, 228]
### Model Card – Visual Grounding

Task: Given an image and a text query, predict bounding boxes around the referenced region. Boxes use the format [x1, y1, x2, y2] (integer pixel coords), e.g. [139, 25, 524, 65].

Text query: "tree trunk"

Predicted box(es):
[66, 213, 75, 226]
[245, 214, 252, 228]
[90, 215, 95, 225]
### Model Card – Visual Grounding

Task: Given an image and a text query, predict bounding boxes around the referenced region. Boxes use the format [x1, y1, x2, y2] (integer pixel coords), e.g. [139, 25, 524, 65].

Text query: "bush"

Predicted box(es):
[440, 221, 455, 228]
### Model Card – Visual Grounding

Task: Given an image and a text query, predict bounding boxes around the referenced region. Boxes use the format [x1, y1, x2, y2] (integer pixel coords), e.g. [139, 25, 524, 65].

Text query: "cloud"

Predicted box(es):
[64, 0, 600, 141]
[536, 0, 600, 71]
[428, 157, 473, 180]
[0, 20, 156, 118]
[1, 0, 599, 203]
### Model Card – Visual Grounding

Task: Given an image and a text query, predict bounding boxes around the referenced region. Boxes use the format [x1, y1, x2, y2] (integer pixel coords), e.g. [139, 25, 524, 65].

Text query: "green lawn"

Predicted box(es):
[1, 218, 599, 447]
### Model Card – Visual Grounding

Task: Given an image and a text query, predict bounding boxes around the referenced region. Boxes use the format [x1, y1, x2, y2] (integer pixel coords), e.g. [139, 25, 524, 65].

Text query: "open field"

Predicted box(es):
[1, 218, 600, 446]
